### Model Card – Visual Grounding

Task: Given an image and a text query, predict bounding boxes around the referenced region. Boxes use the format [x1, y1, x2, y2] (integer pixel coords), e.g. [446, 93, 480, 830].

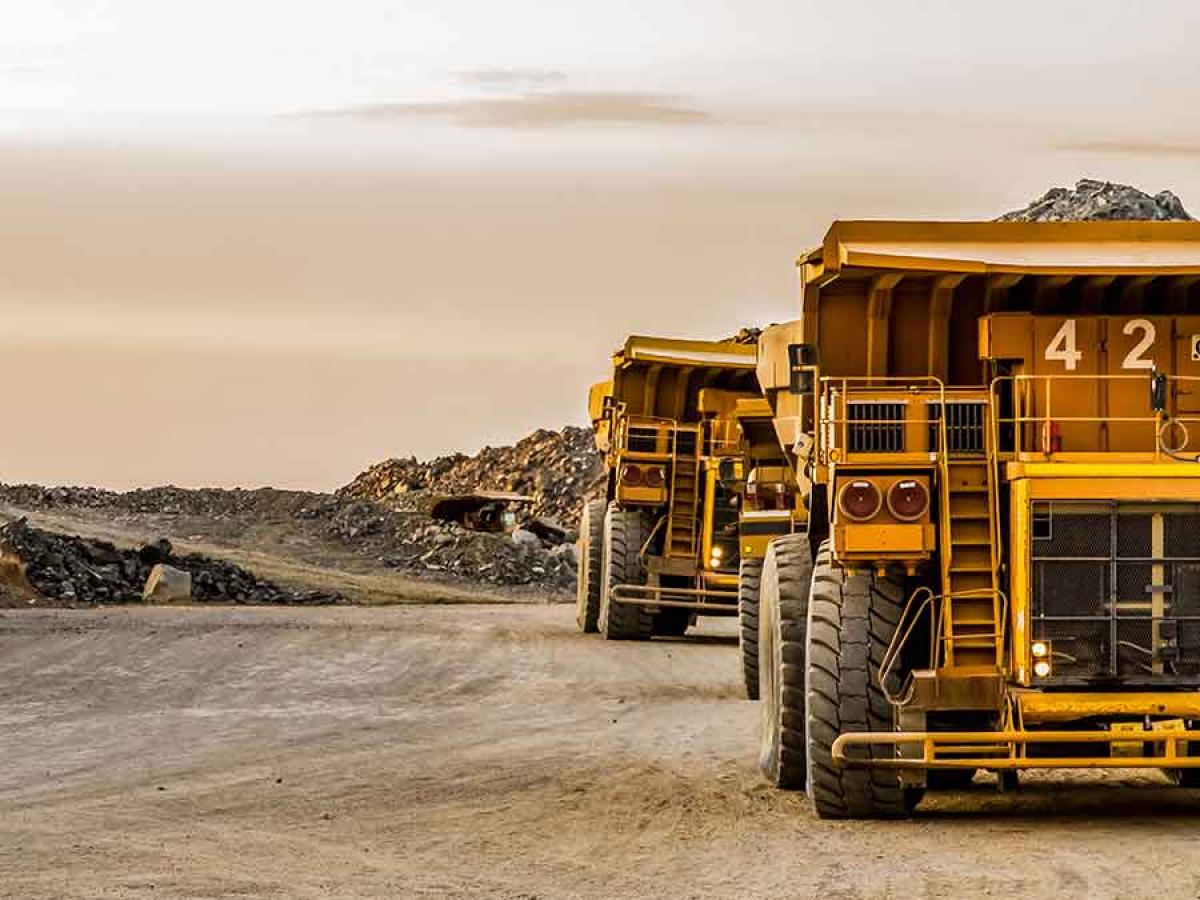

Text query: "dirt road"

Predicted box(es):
[4, 604, 1200, 899]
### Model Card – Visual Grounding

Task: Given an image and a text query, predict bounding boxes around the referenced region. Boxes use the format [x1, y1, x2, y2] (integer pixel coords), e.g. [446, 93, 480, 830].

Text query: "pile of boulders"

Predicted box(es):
[0, 518, 342, 606]
[0, 479, 580, 594]
[337, 426, 603, 527]
[318, 500, 578, 589]
[999, 179, 1192, 222]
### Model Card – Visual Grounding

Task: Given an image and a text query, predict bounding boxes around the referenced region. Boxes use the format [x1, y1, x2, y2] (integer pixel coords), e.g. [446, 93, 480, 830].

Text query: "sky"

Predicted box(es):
[3, 1, 1200, 490]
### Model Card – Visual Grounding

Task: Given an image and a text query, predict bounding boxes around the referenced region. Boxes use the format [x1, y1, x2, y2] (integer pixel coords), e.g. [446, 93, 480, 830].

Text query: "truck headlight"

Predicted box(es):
[1032, 640, 1049, 658]
[838, 479, 882, 522]
[1033, 660, 1052, 678]
[887, 479, 929, 521]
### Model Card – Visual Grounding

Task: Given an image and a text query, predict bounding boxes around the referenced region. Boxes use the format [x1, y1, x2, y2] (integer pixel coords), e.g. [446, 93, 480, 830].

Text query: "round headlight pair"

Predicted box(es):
[622, 465, 664, 488]
[837, 479, 929, 522]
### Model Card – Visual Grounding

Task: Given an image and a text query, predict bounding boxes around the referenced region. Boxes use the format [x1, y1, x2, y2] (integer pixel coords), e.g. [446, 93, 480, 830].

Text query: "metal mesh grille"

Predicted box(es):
[847, 402, 905, 453]
[928, 402, 987, 455]
[1031, 501, 1200, 683]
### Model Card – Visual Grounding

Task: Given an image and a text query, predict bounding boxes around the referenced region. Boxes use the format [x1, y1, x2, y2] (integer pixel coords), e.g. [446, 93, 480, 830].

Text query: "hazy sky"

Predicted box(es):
[3, 2, 1200, 490]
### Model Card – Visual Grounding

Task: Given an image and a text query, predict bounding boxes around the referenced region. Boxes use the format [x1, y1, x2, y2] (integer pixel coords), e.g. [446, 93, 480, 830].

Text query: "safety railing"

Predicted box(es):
[613, 411, 684, 459]
[814, 376, 967, 466]
[987, 372, 1200, 459]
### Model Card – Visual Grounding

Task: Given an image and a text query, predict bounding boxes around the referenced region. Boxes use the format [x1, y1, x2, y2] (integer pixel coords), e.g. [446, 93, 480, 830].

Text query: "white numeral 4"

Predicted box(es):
[1044, 320, 1082, 371]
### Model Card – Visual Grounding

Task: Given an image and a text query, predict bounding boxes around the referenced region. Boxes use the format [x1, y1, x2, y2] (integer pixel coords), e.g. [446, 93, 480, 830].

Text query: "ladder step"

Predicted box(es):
[951, 565, 993, 574]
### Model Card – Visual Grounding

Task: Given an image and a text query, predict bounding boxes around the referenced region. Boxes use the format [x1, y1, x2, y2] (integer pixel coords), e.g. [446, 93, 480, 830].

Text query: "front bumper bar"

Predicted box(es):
[609, 583, 738, 614]
[832, 728, 1200, 770]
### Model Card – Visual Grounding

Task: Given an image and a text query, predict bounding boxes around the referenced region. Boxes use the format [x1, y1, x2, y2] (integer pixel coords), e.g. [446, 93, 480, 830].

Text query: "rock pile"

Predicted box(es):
[337, 426, 603, 527]
[0, 518, 342, 605]
[0, 481, 579, 594]
[999, 179, 1192, 223]
[318, 500, 578, 589]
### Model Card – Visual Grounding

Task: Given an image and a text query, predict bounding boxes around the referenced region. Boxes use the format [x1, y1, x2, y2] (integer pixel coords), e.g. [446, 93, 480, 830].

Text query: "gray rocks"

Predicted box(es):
[337, 426, 604, 526]
[143, 564, 192, 602]
[510, 528, 542, 551]
[999, 179, 1193, 223]
[0, 518, 342, 606]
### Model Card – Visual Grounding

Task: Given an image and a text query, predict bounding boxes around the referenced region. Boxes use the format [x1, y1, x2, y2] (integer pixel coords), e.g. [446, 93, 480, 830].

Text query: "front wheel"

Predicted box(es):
[575, 498, 607, 633]
[738, 557, 764, 700]
[757, 534, 813, 788]
[805, 541, 921, 819]
[598, 506, 654, 641]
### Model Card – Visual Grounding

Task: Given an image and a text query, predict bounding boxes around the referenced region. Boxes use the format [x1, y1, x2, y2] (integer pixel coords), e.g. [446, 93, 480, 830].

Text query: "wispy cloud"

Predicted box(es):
[312, 91, 712, 129]
[451, 68, 568, 89]
[1053, 139, 1200, 158]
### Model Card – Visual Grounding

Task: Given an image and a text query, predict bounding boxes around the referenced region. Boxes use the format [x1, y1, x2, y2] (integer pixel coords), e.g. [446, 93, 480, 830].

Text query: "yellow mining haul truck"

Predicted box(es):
[576, 335, 759, 640]
[754, 220, 1200, 819]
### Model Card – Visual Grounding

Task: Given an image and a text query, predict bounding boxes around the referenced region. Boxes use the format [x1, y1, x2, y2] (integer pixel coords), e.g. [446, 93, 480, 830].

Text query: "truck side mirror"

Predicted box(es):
[718, 458, 738, 486]
[1151, 371, 1168, 413]
[788, 343, 819, 395]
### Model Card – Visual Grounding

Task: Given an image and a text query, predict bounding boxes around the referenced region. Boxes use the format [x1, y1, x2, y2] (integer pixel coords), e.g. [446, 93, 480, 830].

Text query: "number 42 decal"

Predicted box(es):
[1043, 319, 1156, 371]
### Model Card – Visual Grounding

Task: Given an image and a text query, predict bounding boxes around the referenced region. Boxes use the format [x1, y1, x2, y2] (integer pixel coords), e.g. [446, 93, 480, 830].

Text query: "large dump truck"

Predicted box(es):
[576, 335, 760, 639]
[754, 220, 1200, 818]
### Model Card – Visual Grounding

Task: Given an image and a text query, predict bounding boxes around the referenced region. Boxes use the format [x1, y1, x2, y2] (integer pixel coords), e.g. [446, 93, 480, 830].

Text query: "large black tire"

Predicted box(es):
[575, 499, 607, 633]
[739, 557, 764, 700]
[805, 541, 921, 819]
[757, 535, 813, 788]
[599, 506, 654, 641]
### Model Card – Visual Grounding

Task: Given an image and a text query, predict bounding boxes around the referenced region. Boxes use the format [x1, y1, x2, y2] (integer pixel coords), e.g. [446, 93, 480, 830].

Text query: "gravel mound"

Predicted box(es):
[338, 426, 603, 526]
[0, 482, 578, 594]
[999, 179, 1192, 222]
[0, 518, 342, 606]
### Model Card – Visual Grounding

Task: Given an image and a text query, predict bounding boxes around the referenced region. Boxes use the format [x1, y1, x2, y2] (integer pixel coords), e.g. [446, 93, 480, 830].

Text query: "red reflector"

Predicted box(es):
[887, 479, 929, 521]
[838, 479, 882, 522]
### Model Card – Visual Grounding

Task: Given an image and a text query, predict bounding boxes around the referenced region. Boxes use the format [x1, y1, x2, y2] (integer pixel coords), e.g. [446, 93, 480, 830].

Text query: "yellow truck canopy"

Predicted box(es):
[793, 221, 1200, 385]
[607, 335, 758, 423]
[802, 220, 1200, 283]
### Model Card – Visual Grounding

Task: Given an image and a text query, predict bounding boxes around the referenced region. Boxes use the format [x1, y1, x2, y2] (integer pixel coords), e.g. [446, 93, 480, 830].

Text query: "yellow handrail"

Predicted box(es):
[988, 372, 1200, 456]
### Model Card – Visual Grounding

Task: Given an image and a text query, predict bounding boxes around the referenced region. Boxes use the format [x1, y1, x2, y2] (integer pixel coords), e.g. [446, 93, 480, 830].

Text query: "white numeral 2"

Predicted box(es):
[1121, 318, 1156, 370]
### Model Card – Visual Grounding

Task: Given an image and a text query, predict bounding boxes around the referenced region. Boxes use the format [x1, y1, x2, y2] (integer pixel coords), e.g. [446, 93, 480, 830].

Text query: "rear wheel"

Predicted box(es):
[805, 541, 921, 819]
[599, 506, 654, 640]
[757, 535, 813, 788]
[575, 499, 607, 633]
[738, 557, 764, 700]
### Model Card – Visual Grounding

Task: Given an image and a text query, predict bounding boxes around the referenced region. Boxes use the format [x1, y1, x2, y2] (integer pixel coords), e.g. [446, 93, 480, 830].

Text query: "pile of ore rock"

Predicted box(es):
[999, 179, 1192, 222]
[315, 499, 579, 590]
[0, 480, 580, 594]
[337, 426, 603, 527]
[0, 518, 341, 606]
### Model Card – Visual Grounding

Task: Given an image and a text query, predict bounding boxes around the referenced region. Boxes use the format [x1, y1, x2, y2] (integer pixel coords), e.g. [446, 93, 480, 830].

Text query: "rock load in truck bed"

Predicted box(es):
[999, 178, 1192, 222]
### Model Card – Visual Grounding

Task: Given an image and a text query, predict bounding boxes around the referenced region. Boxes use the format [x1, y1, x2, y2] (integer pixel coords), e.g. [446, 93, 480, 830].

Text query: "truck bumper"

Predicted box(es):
[832, 726, 1200, 771]
[609, 583, 738, 614]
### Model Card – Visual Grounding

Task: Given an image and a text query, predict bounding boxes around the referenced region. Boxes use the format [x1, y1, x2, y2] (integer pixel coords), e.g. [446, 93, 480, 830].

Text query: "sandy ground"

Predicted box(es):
[4, 605, 1200, 899]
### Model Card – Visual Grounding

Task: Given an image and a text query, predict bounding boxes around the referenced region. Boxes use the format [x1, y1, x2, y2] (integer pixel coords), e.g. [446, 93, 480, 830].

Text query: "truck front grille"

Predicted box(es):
[1031, 500, 1200, 684]
[847, 402, 905, 453]
[928, 402, 987, 455]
